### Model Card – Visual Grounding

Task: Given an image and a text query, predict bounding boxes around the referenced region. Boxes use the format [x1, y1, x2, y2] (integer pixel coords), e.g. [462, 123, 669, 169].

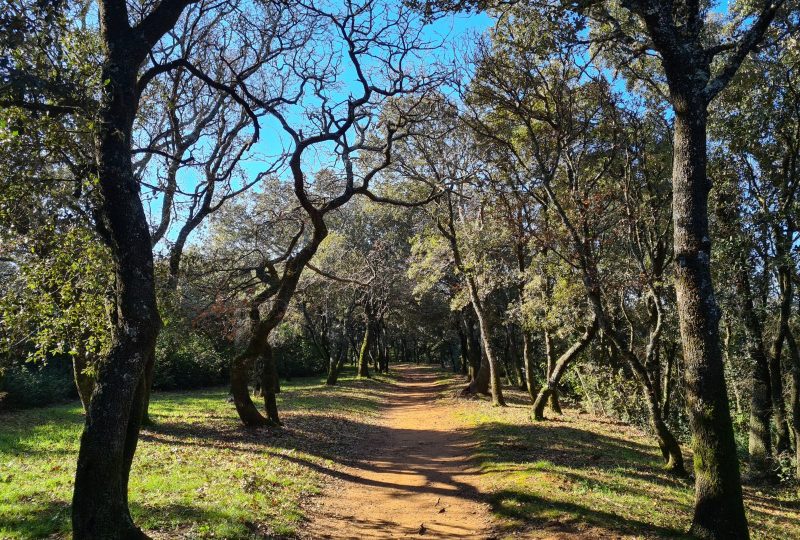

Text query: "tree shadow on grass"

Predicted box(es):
[490, 489, 692, 538]
[130, 502, 287, 539]
[0, 499, 71, 539]
[139, 407, 691, 538]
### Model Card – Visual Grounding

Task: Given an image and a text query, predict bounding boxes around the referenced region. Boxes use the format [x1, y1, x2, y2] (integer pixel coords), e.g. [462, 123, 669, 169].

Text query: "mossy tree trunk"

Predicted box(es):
[72, 349, 96, 413]
[735, 266, 773, 474]
[670, 99, 747, 539]
[357, 322, 373, 378]
[532, 319, 597, 420]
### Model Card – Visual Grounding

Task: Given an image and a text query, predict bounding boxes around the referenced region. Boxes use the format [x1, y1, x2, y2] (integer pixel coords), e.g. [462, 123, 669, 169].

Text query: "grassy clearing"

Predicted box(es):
[451, 387, 800, 540]
[0, 368, 395, 539]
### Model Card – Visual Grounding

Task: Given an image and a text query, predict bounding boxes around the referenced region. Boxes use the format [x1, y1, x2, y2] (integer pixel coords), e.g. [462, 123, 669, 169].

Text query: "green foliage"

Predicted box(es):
[0, 358, 75, 409]
[271, 320, 329, 377]
[153, 325, 229, 390]
[0, 225, 112, 379]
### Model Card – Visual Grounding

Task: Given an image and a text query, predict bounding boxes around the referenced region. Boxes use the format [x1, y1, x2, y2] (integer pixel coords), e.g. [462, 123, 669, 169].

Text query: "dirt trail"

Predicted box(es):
[304, 365, 494, 539]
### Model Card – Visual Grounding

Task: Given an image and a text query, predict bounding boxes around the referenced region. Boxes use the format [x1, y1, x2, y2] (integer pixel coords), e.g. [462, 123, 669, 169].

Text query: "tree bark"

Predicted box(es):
[466, 281, 505, 406]
[672, 102, 747, 538]
[465, 317, 484, 390]
[532, 319, 597, 420]
[140, 350, 156, 426]
[457, 319, 470, 377]
[326, 343, 347, 386]
[72, 352, 95, 413]
[522, 331, 537, 402]
[261, 344, 281, 425]
[786, 328, 800, 479]
[769, 265, 792, 453]
[734, 267, 773, 474]
[357, 322, 373, 378]
[71, 13, 169, 534]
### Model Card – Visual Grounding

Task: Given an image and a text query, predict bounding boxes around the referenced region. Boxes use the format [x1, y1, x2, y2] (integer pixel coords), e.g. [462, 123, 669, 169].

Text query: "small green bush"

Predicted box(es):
[153, 325, 229, 390]
[274, 338, 327, 378]
[0, 358, 76, 409]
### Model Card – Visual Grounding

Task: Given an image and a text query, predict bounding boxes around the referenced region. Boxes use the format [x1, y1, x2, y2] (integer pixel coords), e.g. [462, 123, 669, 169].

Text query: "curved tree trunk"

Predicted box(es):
[357, 323, 373, 378]
[532, 319, 597, 420]
[643, 382, 686, 475]
[229, 215, 328, 427]
[72, 30, 165, 537]
[231, 349, 270, 427]
[467, 283, 505, 406]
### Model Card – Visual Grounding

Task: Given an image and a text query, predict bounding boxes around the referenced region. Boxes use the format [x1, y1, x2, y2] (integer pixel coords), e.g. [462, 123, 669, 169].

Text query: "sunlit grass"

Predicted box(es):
[452, 388, 800, 540]
[0, 367, 393, 539]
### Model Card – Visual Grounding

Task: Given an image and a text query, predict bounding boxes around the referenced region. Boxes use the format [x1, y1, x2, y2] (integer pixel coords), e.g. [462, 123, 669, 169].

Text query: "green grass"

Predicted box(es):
[0, 368, 395, 539]
[451, 388, 800, 540]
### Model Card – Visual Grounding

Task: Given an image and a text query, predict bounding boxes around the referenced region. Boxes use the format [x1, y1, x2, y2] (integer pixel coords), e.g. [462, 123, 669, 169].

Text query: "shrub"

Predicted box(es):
[0, 357, 76, 409]
[154, 325, 229, 390]
[274, 337, 327, 379]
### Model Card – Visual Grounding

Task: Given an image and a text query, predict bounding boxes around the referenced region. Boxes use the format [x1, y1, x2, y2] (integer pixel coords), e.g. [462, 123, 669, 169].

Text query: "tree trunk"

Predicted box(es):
[230, 350, 270, 427]
[662, 342, 677, 420]
[466, 318, 483, 388]
[326, 343, 346, 386]
[643, 380, 686, 475]
[72, 353, 95, 413]
[140, 350, 156, 426]
[507, 330, 525, 389]
[261, 344, 281, 425]
[785, 327, 800, 479]
[522, 331, 537, 402]
[379, 340, 389, 373]
[71, 41, 162, 538]
[672, 104, 747, 539]
[357, 323, 373, 378]
[467, 282, 505, 406]
[542, 329, 561, 415]
[533, 319, 597, 420]
[457, 320, 470, 377]
[734, 267, 773, 475]
[769, 266, 792, 454]
[465, 348, 490, 395]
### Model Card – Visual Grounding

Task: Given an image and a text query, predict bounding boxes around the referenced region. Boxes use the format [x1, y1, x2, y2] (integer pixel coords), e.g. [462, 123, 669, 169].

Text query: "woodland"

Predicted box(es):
[1, 0, 800, 539]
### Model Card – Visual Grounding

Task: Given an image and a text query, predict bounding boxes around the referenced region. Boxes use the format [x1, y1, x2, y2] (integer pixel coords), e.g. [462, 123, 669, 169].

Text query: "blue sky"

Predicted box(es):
[146, 9, 494, 247]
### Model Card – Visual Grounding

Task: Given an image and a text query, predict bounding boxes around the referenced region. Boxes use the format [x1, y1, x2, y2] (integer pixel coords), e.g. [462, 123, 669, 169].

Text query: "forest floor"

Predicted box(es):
[0, 369, 395, 539]
[305, 364, 800, 540]
[1, 365, 800, 539]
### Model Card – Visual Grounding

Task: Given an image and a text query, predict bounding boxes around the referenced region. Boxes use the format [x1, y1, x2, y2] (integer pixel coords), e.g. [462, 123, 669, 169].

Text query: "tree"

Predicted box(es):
[219, 0, 440, 427]
[418, 0, 794, 534]
[711, 35, 800, 478]
[395, 100, 508, 404]
[1, 0, 270, 535]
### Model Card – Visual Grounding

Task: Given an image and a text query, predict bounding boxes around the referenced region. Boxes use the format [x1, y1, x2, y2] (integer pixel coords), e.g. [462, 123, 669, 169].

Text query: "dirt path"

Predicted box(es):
[303, 365, 494, 539]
